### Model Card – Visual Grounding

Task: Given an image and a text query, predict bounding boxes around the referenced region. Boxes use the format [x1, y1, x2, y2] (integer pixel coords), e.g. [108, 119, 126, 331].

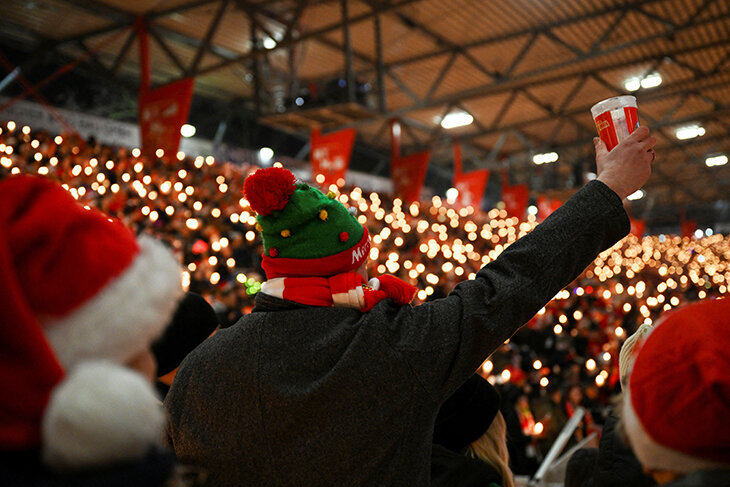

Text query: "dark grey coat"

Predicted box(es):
[165, 180, 629, 487]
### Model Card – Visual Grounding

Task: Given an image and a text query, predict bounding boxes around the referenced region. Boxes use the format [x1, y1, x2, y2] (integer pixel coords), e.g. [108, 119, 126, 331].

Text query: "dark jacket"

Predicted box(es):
[595, 413, 655, 487]
[431, 444, 502, 487]
[0, 448, 177, 487]
[165, 180, 629, 487]
[663, 470, 730, 487]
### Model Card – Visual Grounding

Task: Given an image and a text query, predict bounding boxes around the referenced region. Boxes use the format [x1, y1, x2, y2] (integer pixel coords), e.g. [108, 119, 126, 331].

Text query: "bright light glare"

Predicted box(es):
[180, 124, 196, 137]
[440, 111, 474, 129]
[624, 72, 662, 91]
[259, 147, 274, 164]
[263, 37, 276, 49]
[706, 154, 728, 167]
[445, 187, 459, 204]
[627, 189, 645, 201]
[640, 72, 662, 89]
[533, 152, 559, 165]
[624, 78, 641, 92]
[675, 124, 705, 140]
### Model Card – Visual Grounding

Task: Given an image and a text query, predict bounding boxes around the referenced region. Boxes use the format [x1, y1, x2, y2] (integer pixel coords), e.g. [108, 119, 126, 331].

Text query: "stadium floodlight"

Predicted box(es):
[640, 72, 662, 89]
[259, 147, 274, 165]
[675, 124, 705, 140]
[439, 110, 473, 129]
[624, 78, 641, 91]
[627, 189, 645, 201]
[180, 124, 196, 138]
[705, 154, 728, 167]
[532, 152, 559, 165]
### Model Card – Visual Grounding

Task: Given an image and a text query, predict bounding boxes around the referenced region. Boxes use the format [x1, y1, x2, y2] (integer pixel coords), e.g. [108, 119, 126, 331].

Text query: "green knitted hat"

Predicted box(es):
[243, 167, 370, 279]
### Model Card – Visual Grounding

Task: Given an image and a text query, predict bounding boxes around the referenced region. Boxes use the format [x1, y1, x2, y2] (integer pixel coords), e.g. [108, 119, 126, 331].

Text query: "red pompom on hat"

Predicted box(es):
[0, 175, 182, 457]
[623, 298, 730, 474]
[243, 167, 296, 216]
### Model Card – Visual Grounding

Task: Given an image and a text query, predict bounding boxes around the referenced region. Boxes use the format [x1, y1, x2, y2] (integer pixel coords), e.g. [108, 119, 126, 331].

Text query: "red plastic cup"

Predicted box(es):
[590, 95, 639, 151]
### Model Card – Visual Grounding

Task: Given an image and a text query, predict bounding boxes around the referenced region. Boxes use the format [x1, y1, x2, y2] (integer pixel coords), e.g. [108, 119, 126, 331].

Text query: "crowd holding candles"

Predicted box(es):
[2, 120, 727, 475]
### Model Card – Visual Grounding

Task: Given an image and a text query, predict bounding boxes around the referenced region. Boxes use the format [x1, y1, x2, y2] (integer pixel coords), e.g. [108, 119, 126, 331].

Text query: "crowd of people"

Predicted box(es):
[1, 120, 728, 486]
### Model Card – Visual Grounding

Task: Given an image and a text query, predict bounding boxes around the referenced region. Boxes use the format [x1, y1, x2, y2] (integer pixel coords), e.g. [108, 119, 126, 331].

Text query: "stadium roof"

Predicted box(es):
[2, 0, 730, 227]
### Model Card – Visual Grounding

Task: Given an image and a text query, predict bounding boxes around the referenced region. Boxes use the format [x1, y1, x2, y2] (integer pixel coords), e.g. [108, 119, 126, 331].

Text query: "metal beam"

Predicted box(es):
[383, 30, 730, 122]
[195, 0, 421, 76]
[424, 52, 457, 102]
[111, 28, 137, 74]
[146, 25, 188, 76]
[189, 0, 229, 76]
[373, 9, 386, 112]
[380, 0, 667, 70]
[341, 0, 356, 103]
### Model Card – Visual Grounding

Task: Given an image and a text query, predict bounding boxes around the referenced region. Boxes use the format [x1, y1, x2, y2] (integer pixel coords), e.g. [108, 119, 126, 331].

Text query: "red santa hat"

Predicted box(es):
[0, 175, 182, 467]
[622, 298, 730, 474]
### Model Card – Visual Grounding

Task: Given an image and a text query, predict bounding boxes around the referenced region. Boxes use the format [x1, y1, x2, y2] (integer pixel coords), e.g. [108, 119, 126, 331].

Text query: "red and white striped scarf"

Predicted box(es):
[260, 273, 417, 312]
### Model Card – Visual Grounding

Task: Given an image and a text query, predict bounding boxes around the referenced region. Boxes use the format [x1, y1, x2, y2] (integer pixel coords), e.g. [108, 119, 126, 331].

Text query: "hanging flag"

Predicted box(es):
[391, 151, 430, 203]
[537, 196, 562, 220]
[679, 209, 696, 238]
[138, 77, 195, 158]
[136, 18, 193, 157]
[681, 219, 697, 238]
[310, 128, 356, 189]
[502, 184, 529, 219]
[630, 218, 646, 238]
[454, 169, 489, 210]
[453, 139, 463, 176]
[390, 118, 401, 160]
[452, 140, 488, 209]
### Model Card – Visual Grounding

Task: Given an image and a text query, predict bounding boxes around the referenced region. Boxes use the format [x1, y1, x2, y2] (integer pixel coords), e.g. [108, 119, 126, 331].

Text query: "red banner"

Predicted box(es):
[138, 77, 194, 157]
[630, 218, 646, 238]
[390, 118, 401, 160]
[453, 140, 463, 176]
[310, 128, 356, 188]
[454, 169, 489, 210]
[391, 151, 430, 203]
[681, 219, 697, 238]
[502, 184, 529, 219]
[537, 196, 562, 220]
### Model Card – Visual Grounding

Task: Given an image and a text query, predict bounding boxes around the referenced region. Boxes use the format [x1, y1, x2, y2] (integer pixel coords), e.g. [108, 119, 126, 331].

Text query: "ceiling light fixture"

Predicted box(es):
[439, 110, 474, 129]
[675, 124, 705, 140]
[705, 154, 728, 167]
[627, 189, 645, 201]
[532, 152, 559, 165]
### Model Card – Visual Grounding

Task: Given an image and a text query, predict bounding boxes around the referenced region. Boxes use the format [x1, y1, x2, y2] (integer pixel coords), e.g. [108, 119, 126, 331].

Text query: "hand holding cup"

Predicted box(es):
[595, 126, 657, 200]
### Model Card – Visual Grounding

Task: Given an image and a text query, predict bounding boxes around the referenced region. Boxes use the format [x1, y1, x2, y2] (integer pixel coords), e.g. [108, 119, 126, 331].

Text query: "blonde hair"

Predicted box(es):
[465, 411, 514, 487]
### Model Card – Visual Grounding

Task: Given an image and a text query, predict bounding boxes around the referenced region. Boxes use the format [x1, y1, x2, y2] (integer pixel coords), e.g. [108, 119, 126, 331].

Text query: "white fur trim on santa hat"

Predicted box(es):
[622, 389, 730, 474]
[42, 361, 165, 470]
[618, 323, 654, 389]
[45, 236, 183, 370]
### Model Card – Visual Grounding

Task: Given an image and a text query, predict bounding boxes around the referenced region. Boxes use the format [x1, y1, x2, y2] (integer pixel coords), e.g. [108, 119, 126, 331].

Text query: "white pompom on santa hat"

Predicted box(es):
[622, 297, 730, 474]
[0, 174, 182, 470]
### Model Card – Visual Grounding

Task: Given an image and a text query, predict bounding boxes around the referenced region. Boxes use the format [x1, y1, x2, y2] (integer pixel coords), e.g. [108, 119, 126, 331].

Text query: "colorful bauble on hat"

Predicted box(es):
[0, 174, 182, 455]
[623, 298, 730, 474]
[434, 375, 501, 453]
[244, 167, 370, 279]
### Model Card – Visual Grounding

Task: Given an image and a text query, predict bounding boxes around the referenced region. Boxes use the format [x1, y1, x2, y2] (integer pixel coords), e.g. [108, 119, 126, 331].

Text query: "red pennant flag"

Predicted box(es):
[454, 169, 489, 210]
[391, 151, 430, 203]
[138, 77, 195, 157]
[310, 128, 356, 189]
[630, 218, 646, 238]
[502, 184, 529, 219]
[537, 196, 562, 220]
